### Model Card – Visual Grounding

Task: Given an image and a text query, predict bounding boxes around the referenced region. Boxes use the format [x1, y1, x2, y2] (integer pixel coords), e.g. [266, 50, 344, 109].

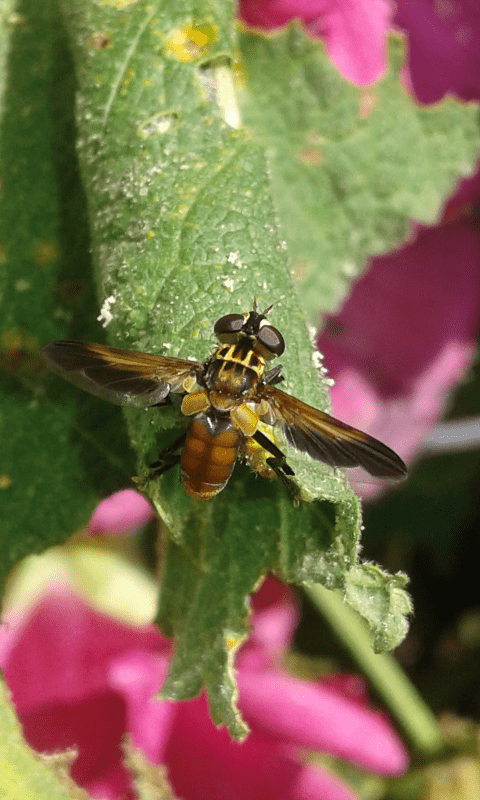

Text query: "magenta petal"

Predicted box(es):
[238, 669, 408, 774]
[395, 0, 480, 102]
[239, 0, 392, 86]
[165, 695, 323, 800]
[240, 578, 299, 669]
[293, 765, 362, 800]
[239, 0, 320, 30]
[1, 589, 169, 799]
[2, 589, 165, 710]
[308, 0, 392, 85]
[329, 339, 475, 500]
[108, 650, 175, 763]
[319, 223, 480, 396]
[1, 575, 406, 799]
[88, 490, 154, 536]
[317, 221, 480, 477]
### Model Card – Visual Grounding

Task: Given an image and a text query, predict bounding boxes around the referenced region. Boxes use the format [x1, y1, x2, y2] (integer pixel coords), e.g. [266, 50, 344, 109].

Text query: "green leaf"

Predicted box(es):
[124, 744, 178, 800]
[344, 564, 412, 653]
[1, 1, 421, 739]
[54, 0, 389, 738]
[0, 0, 133, 596]
[0, 0, 17, 115]
[238, 24, 480, 317]
[0, 679, 74, 799]
[157, 478, 347, 739]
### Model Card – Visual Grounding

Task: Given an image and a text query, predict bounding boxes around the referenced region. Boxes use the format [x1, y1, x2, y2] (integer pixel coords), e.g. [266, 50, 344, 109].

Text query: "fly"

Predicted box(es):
[42, 301, 407, 499]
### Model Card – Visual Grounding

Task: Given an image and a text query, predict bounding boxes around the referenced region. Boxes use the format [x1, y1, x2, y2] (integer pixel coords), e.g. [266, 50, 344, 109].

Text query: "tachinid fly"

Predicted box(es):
[42, 301, 407, 499]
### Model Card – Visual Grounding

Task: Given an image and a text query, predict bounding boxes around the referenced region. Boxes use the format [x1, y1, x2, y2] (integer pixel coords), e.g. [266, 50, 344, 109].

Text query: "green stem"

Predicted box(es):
[306, 583, 445, 756]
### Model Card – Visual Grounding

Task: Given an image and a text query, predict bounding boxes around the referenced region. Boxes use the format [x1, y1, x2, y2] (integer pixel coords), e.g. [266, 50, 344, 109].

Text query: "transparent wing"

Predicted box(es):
[259, 385, 407, 479]
[42, 341, 200, 407]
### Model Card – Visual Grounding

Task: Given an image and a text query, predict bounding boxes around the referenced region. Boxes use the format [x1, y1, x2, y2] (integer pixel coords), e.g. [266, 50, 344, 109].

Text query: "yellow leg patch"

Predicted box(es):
[181, 391, 210, 416]
[243, 437, 274, 478]
[230, 404, 259, 437]
[182, 374, 199, 393]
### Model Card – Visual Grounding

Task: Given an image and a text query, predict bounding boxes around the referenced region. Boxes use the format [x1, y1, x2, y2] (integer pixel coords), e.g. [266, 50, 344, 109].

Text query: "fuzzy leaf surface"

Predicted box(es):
[56, 0, 384, 738]
[1, 1, 415, 737]
[239, 25, 480, 317]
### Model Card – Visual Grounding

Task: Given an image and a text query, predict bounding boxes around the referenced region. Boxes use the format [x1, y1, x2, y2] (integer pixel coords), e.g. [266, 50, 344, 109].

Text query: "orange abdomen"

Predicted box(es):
[181, 415, 241, 499]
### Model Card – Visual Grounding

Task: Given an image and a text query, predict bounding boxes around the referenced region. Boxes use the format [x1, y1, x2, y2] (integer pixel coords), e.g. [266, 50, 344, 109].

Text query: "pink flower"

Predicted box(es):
[239, 0, 393, 85]
[0, 495, 408, 799]
[88, 489, 154, 536]
[317, 219, 480, 497]
[395, 0, 480, 103]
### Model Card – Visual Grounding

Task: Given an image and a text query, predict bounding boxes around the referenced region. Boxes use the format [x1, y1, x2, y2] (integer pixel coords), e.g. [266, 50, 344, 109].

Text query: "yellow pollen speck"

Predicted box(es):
[0, 475, 12, 489]
[163, 23, 217, 62]
[32, 240, 59, 268]
[225, 635, 241, 650]
[0, 327, 39, 373]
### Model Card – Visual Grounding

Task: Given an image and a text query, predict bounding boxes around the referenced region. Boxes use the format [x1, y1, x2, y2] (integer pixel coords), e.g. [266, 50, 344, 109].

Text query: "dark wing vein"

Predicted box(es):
[261, 385, 407, 479]
[41, 341, 200, 407]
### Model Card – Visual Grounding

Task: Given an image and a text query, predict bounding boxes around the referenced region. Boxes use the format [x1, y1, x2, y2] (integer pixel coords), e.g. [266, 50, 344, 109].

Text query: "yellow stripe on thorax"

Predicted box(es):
[216, 344, 265, 377]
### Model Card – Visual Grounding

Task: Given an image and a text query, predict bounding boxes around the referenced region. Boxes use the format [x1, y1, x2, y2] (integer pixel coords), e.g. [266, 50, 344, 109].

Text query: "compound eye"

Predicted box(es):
[214, 314, 247, 344]
[214, 313, 245, 335]
[257, 325, 285, 357]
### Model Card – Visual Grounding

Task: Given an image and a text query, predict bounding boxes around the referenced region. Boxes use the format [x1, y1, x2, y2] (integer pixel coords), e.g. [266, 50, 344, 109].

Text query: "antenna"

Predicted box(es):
[262, 296, 285, 316]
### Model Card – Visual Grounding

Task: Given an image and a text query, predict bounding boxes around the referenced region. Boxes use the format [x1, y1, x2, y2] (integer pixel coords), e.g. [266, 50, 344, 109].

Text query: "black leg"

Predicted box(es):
[251, 429, 300, 500]
[264, 364, 284, 386]
[148, 432, 186, 478]
[265, 456, 300, 500]
[252, 430, 295, 477]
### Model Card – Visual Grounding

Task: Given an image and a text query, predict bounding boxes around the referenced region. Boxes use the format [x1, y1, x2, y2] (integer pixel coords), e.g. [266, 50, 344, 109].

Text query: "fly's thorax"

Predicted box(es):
[204, 340, 266, 397]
